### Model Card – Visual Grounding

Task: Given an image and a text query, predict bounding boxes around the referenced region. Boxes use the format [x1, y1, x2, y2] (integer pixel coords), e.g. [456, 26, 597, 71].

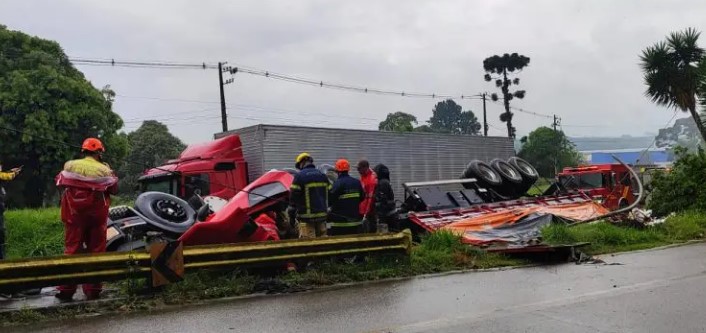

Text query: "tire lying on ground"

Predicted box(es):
[108, 205, 132, 221]
[134, 191, 196, 234]
[461, 160, 503, 191]
[507, 156, 539, 195]
[489, 158, 523, 197]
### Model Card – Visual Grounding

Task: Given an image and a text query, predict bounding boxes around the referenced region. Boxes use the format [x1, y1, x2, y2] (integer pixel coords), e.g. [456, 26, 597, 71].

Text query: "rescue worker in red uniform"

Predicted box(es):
[328, 159, 364, 236]
[357, 160, 378, 232]
[55, 138, 118, 301]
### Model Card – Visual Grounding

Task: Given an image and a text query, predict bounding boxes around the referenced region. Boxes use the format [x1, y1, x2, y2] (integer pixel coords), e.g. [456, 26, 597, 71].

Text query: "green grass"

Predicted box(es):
[5, 208, 63, 259]
[6, 208, 706, 325]
[542, 210, 706, 254]
[526, 177, 552, 196]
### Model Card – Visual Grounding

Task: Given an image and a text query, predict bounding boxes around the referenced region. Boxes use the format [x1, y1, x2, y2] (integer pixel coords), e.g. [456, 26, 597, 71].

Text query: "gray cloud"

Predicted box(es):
[1, 0, 705, 143]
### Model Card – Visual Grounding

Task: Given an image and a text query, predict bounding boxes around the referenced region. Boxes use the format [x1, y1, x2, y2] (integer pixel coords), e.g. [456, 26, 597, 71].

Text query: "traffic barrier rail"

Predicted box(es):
[0, 230, 412, 292]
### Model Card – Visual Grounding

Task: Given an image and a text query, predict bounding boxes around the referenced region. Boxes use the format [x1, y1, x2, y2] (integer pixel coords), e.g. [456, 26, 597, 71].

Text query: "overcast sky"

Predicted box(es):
[2, 0, 705, 144]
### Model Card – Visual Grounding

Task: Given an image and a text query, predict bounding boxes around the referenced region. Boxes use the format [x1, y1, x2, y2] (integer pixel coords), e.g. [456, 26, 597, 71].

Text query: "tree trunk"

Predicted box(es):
[502, 69, 513, 139]
[687, 105, 706, 144]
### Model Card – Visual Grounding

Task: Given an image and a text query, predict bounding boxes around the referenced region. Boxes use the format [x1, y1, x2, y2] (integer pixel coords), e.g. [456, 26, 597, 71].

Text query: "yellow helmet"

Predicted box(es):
[295, 152, 312, 164]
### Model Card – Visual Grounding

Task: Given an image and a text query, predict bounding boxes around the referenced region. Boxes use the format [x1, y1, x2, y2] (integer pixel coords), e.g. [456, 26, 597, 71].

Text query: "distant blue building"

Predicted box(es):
[580, 148, 673, 166]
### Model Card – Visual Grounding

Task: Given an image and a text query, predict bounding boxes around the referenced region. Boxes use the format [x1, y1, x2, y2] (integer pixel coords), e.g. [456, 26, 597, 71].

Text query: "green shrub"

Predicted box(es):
[648, 147, 706, 216]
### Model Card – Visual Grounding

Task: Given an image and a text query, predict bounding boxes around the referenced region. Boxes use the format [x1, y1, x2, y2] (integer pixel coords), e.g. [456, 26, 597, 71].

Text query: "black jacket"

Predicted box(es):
[328, 172, 364, 223]
[373, 164, 395, 217]
[290, 164, 330, 222]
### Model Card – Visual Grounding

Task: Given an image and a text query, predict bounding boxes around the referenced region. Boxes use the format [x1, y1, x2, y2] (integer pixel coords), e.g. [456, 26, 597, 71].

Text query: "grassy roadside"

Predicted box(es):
[1, 230, 523, 326]
[4, 208, 63, 259]
[542, 210, 706, 254]
[4, 208, 706, 326]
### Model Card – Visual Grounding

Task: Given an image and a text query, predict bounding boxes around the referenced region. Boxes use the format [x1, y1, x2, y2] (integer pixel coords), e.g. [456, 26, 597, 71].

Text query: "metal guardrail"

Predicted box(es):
[0, 230, 412, 292]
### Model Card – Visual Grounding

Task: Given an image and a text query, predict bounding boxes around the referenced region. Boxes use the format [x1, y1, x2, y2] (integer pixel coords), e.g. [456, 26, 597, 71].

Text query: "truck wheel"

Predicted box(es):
[507, 157, 539, 183]
[490, 159, 523, 184]
[108, 205, 132, 221]
[135, 192, 196, 234]
[462, 160, 503, 190]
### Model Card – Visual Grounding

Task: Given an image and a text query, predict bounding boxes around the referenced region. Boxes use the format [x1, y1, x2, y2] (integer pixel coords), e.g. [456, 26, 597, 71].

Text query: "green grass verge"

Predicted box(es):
[542, 210, 706, 254]
[526, 178, 552, 196]
[5, 208, 63, 259]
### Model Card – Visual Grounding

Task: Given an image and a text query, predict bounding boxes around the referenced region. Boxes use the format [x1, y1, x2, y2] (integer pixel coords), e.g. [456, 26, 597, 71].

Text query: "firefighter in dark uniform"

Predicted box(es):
[328, 159, 365, 236]
[289, 153, 330, 238]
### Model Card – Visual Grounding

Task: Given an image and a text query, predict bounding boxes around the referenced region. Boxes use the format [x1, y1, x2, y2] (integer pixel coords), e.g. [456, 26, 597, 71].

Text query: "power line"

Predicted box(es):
[115, 94, 220, 105]
[487, 99, 552, 119]
[70, 57, 485, 101]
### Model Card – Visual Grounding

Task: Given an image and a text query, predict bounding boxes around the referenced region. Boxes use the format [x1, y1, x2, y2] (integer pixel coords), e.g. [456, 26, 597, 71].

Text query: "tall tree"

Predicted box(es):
[379, 112, 417, 132]
[518, 126, 582, 178]
[0, 25, 127, 207]
[427, 99, 481, 135]
[483, 53, 530, 139]
[641, 28, 706, 142]
[117, 120, 186, 195]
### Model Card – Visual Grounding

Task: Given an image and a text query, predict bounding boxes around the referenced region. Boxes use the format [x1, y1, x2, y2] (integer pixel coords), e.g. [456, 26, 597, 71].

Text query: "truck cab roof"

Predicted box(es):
[141, 134, 245, 178]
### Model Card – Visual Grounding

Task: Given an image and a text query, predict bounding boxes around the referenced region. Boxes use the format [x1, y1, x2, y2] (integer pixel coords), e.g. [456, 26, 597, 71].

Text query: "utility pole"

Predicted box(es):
[482, 93, 488, 136]
[218, 62, 228, 132]
[218, 62, 236, 132]
[552, 114, 561, 176]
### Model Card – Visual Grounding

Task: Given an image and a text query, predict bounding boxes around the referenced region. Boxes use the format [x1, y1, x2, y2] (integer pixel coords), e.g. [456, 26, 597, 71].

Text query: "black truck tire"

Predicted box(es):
[490, 159, 523, 184]
[108, 205, 132, 221]
[507, 157, 539, 183]
[490, 159, 524, 198]
[461, 160, 503, 190]
[134, 192, 196, 234]
[507, 157, 539, 195]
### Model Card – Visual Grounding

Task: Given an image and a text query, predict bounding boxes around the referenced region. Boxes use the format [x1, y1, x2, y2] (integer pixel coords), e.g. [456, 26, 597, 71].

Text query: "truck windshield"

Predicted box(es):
[141, 175, 179, 196]
[560, 173, 604, 190]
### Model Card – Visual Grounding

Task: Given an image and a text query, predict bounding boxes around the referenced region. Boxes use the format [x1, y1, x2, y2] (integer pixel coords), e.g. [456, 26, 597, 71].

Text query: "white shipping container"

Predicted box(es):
[217, 124, 515, 200]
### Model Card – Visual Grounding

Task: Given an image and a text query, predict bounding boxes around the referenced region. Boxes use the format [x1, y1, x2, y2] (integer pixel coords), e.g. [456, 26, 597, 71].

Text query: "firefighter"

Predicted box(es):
[289, 152, 329, 238]
[328, 159, 364, 236]
[55, 138, 118, 301]
[357, 159, 378, 232]
[373, 163, 399, 232]
[0, 164, 21, 260]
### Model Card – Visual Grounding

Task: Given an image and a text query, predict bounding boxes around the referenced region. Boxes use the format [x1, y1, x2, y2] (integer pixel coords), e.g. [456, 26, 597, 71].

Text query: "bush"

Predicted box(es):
[648, 147, 706, 216]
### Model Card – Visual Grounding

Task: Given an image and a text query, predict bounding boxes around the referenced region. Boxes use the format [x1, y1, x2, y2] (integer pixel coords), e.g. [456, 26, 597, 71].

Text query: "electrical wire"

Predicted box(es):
[69, 57, 485, 101]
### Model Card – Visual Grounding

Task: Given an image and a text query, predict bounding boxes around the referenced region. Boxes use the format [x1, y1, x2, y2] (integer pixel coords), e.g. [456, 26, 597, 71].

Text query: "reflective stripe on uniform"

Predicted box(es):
[290, 184, 301, 190]
[304, 182, 329, 214]
[299, 212, 328, 219]
[305, 182, 330, 189]
[339, 193, 361, 199]
[327, 221, 363, 228]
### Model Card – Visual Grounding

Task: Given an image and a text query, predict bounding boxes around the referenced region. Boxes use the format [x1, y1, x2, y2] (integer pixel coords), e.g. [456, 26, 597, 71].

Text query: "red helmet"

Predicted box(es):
[335, 159, 350, 172]
[81, 138, 105, 152]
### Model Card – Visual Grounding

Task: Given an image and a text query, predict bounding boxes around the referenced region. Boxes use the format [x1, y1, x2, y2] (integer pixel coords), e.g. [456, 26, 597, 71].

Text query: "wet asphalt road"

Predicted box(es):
[12, 243, 706, 333]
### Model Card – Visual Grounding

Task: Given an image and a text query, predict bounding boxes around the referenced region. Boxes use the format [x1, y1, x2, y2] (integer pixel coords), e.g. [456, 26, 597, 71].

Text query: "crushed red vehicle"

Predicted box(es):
[106, 170, 292, 251]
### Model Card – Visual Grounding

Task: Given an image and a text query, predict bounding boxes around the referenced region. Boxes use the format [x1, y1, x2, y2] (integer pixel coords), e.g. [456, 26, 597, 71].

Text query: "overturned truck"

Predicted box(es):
[105, 128, 639, 253]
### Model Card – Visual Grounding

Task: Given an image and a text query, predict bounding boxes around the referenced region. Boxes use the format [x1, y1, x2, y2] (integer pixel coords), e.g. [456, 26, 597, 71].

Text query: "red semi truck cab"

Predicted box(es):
[557, 164, 636, 211]
[138, 134, 249, 200]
